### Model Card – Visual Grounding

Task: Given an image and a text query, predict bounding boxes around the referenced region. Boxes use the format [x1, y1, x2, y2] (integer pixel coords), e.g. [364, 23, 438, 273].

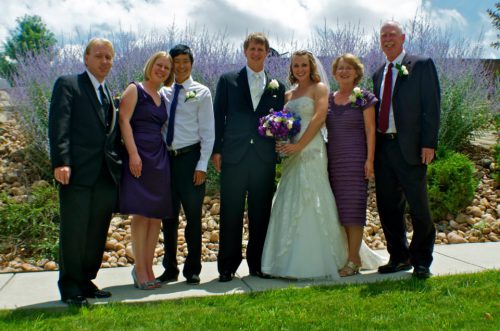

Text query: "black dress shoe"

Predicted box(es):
[412, 266, 432, 279]
[185, 274, 201, 285]
[250, 270, 272, 279]
[83, 289, 112, 299]
[219, 272, 234, 282]
[62, 296, 89, 307]
[156, 270, 179, 283]
[378, 260, 412, 274]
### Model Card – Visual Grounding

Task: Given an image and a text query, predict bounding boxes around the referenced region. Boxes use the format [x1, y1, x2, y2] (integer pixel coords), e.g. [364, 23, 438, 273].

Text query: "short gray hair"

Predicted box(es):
[380, 21, 404, 35]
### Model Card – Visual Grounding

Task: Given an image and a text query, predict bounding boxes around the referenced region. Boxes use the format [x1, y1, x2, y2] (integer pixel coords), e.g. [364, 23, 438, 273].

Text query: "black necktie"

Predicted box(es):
[166, 83, 183, 147]
[378, 63, 393, 133]
[98, 84, 110, 127]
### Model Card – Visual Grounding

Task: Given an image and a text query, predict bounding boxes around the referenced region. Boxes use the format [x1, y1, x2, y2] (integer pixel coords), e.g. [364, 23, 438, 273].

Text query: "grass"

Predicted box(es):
[0, 270, 498, 330]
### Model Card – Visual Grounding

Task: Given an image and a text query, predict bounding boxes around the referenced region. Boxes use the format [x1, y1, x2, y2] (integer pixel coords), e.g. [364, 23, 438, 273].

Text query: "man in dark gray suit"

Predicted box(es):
[49, 38, 122, 306]
[212, 32, 285, 282]
[372, 21, 440, 279]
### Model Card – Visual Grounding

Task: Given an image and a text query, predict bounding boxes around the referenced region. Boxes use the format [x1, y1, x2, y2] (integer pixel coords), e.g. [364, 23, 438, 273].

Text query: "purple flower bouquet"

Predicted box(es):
[258, 108, 301, 143]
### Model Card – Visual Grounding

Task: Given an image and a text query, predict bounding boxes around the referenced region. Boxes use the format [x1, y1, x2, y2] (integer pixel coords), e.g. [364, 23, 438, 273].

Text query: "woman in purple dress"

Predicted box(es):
[119, 51, 174, 289]
[326, 53, 377, 276]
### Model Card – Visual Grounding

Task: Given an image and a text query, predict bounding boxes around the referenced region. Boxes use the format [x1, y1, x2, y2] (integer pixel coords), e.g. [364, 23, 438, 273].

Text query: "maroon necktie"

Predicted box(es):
[378, 63, 393, 133]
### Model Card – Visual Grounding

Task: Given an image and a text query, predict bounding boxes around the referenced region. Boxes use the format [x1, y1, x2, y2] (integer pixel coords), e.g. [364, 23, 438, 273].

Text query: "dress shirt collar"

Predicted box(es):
[86, 69, 107, 90]
[174, 76, 194, 90]
[385, 50, 406, 67]
[246, 66, 264, 79]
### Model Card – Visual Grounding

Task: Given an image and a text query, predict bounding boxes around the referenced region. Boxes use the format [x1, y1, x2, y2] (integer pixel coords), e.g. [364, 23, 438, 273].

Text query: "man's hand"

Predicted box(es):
[211, 153, 221, 173]
[54, 166, 71, 185]
[193, 170, 207, 186]
[421, 147, 435, 165]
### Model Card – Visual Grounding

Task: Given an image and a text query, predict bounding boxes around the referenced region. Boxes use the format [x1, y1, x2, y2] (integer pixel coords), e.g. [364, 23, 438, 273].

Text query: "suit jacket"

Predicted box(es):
[213, 67, 285, 164]
[372, 54, 441, 165]
[48, 71, 122, 186]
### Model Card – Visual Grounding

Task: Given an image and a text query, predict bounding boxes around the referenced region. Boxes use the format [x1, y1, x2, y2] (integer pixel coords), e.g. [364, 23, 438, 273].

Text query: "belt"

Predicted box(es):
[377, 132, 398, 140]
[168, 143, 200, 157]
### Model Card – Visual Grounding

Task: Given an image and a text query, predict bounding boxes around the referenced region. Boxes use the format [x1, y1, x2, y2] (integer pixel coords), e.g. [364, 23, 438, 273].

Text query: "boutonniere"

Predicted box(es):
[395, 63, 409, 77]
[267, 79, 279, 91]
[348, 87, 367, 108]
[185, 90, 197, 102]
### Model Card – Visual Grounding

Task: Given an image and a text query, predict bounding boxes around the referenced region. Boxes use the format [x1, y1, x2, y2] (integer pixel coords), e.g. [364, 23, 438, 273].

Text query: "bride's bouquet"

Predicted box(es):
[258, 108, 301, 142]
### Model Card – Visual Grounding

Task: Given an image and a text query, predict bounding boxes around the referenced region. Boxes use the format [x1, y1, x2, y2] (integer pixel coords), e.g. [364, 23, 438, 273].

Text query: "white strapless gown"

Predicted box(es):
[261, 97, 385, 279]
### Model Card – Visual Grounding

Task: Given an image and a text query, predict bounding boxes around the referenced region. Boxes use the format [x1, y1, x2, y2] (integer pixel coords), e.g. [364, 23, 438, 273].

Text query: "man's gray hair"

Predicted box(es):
[381, 20, 404, 35]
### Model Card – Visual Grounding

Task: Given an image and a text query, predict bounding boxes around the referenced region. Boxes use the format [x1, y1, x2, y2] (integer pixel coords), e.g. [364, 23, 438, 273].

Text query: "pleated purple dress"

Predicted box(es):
[120, 82, 174, 219]
[326, 90, 377, 226]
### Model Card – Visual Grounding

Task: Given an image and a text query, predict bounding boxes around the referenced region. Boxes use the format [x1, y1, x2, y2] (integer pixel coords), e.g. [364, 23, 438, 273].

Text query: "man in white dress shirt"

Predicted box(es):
[158, 44, 215, 285]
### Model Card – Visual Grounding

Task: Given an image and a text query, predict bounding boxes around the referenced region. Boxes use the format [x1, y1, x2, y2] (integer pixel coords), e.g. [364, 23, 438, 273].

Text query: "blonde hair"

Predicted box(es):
[288, 50, 321, 85]
[331, 53, 364, 86]
[84, 38, 114, 59]
[143, 51, 174, 86]
[243, 32, 269, 51]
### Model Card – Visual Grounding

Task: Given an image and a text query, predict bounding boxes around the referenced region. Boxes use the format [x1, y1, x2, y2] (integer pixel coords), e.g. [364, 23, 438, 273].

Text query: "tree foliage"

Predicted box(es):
[0, 15, 57, 80]
[487, 2, 500, 49]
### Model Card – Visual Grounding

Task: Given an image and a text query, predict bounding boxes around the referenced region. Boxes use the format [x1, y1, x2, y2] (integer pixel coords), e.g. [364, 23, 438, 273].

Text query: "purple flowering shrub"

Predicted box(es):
[7, 11, 498, 181]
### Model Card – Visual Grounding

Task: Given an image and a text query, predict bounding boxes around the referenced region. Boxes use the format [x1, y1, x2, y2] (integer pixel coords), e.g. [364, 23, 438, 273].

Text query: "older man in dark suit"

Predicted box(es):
[372, 21, 440, 279]
[49, 38, 122, 306]
[212, 32, 285, 282]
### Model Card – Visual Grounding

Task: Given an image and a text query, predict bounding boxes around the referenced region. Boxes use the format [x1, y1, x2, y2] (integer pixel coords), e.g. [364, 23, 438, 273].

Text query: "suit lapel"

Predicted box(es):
[392, 54, 411, 99]
[81, 72, 106, 127]
[237, 67, 254, 110]
[374, 65, 385, 101]
[106, 84, 117, 133]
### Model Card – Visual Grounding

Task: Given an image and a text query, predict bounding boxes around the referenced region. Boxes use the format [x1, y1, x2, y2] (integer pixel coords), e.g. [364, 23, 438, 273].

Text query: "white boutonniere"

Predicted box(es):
[267, 79, 279, 91]
[395, 63, 409, 77]
[348, 87, 367, 108]
[185, 90, 197, 102]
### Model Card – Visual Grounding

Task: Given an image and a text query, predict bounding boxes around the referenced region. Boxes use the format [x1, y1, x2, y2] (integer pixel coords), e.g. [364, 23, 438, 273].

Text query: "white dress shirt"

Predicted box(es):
[86, 69, 109, 103]
[246, 66, 266, 110]
[161, 77, 215, 172]
[379, 50, 406, 134]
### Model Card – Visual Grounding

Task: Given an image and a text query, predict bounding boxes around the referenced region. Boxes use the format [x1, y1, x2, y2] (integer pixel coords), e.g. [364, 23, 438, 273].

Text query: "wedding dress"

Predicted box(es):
[261, 97, 385, 279]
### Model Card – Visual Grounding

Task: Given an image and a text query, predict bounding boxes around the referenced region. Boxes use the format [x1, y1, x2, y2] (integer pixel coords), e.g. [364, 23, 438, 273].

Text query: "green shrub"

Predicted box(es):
[0, 182, 59, 259]
[493, 143, 500, 185]
[427, 150, 478, 221]
[438, 72, 492, 152]
[205, 162, 220, 196]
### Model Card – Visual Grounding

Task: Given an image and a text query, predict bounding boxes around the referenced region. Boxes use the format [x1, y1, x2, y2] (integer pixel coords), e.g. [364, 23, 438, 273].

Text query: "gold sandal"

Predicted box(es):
[339, 261, 360, 277]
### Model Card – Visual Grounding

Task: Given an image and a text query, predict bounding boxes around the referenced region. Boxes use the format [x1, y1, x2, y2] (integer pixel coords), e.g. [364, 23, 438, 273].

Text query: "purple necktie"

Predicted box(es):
[166, 83, 183, 147]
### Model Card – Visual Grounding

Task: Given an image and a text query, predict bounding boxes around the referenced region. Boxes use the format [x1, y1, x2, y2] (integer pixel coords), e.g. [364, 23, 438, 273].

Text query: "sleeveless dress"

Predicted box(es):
[261, 97, 385, 279]
[326, 90, 377, 226]
[119, 82, 174, 219]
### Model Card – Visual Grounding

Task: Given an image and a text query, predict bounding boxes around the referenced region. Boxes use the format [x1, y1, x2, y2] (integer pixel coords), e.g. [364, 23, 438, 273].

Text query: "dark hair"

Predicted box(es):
[169, 44, 194, 64]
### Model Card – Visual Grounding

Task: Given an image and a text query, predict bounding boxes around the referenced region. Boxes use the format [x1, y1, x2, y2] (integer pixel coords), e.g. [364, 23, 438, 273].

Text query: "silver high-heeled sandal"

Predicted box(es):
[131, 267, 156, 290]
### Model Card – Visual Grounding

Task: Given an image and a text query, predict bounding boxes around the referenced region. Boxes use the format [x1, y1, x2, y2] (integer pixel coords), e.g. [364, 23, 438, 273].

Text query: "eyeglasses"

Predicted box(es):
[336, 66, 354, 71]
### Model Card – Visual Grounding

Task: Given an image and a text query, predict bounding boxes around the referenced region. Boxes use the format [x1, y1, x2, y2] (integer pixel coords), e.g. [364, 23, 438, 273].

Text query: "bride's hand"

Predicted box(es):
[277, 142, 302, 155]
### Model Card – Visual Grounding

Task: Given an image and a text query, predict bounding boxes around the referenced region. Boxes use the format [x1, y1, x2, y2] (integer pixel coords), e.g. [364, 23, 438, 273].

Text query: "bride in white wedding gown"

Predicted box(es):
[261, 51, 385, 279]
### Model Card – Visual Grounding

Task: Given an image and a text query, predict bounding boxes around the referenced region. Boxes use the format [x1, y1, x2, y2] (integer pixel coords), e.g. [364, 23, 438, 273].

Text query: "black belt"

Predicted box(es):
[377, 132, 398, 140]
[168, 143, 200, 157]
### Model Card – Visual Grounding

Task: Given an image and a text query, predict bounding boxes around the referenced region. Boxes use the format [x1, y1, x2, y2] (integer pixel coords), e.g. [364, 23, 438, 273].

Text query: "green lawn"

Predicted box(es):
[0, 270, 498, 330]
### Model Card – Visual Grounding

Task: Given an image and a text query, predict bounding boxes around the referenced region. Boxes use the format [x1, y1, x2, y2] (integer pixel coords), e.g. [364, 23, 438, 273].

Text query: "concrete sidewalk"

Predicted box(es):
[1, 242, 499, 310]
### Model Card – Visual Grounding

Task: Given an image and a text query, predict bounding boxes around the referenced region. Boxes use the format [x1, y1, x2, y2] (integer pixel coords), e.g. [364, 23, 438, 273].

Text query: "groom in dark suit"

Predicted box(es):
[212, 32, 285, 282]
[372, 21, 440, 279]
[49, 38, 122, 306]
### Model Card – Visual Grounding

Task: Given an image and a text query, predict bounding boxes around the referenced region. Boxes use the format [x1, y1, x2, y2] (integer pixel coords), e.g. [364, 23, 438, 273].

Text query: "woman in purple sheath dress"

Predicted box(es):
[326, 53, 377, 276]
[119, 51, 174, 289]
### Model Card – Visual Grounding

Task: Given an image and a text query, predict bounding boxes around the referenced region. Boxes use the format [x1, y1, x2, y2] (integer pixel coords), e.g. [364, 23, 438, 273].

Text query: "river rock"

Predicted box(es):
[447, 232, 467, 244]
